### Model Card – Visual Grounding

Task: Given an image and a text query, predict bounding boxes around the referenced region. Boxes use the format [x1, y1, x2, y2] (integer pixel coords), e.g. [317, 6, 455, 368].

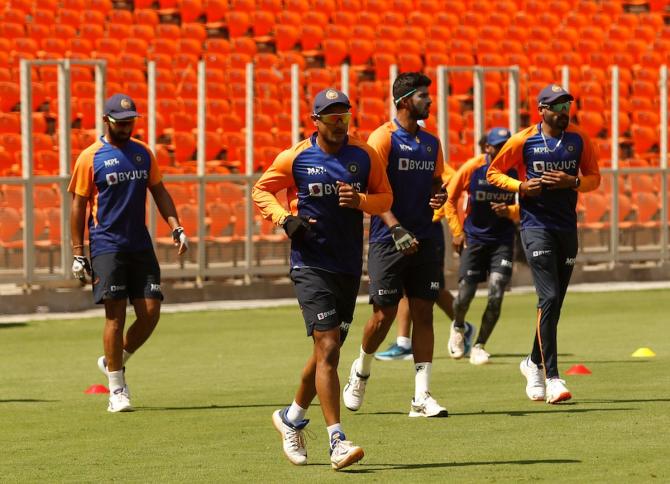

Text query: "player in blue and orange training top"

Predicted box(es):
[444, 127, 519, 366]
[252, 88, 392, 470]
[68, 94, 188, 413]
[487, 84, 600, 404]
[343, 72, 453, 419]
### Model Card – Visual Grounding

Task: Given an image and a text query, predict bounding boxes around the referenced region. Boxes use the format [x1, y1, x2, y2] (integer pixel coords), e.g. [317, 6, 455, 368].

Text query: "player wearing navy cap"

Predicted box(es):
[487, 84, 601, 403]
[68, 93, 188, 413]
[444, 127, 519, 365]
[343, 72, 453, 418]
[253, 88, 392, 470]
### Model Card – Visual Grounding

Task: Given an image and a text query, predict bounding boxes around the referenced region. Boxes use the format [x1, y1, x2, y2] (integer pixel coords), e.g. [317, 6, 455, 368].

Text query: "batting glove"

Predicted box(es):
[390, 224, 415, 252]
[172, 226, 189, 252]
[282, 215, 311, 240]
[72, 255, 91, 281]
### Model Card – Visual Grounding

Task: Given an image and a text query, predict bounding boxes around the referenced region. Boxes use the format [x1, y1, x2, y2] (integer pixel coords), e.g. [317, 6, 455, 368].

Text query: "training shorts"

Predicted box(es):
[91, 249, 163, 304]
[459, 243, 514, 284]
[290, 267, 360, 342]
[368, 239, 441, 307]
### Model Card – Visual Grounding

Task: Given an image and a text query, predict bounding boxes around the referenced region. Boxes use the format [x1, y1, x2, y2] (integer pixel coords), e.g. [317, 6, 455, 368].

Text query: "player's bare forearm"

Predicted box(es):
[70, 194, 88, 255]
[150, 182, 180, 230]
[357, 192, 393, 215]
[380, 210, 400, 228]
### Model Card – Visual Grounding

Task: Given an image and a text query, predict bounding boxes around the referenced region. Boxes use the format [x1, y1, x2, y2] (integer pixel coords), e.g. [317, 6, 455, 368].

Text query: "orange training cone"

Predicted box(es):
[565, 364, 592, 375]
[84, 384, 109, 394]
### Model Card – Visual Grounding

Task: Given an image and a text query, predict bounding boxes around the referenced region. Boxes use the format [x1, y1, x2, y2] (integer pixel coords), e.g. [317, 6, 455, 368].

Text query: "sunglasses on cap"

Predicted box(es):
[315, 112, 352, 125]
[540, 101, 572, 113]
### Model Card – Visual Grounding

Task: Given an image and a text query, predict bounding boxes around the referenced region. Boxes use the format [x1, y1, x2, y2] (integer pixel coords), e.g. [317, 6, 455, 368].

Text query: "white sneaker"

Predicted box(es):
[469, 344, 490, 365]
[545, 378, 572, 404]
[448, 321, 475, 359]
[342, 359, 369, 411]
[272, 408, 308, 465]
[408, 392, 449, 418]
[520, 356, 545, 401]
[107, 387, 133, 413]
[329, 432, 364, 470]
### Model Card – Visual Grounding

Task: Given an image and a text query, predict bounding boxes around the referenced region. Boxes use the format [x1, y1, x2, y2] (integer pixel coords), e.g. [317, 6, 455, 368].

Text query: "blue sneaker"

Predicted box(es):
[374, 343, 413, 361]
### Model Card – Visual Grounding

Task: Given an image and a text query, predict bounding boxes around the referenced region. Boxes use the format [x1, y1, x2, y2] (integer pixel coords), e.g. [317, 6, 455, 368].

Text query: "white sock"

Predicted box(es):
[414, 362, 432, 400]
[357, 346, 374, 376]
[122, 349, 133, 365]
[286, 400, 307, 425]
[397, 336, 411, 350]
[108, 370, 125, 393]
[327, 423, 343, 441]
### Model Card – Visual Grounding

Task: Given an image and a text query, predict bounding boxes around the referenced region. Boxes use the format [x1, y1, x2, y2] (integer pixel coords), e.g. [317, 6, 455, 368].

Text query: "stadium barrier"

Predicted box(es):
[1, 60, 669, 287]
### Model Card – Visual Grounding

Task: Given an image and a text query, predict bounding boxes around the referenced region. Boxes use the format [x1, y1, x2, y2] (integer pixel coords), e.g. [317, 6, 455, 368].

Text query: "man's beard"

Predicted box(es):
[108, 129, 131, 144]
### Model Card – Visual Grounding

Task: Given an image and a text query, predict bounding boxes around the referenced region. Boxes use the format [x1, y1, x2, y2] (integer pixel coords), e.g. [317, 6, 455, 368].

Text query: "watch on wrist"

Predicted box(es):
[575, 176, 581, 188]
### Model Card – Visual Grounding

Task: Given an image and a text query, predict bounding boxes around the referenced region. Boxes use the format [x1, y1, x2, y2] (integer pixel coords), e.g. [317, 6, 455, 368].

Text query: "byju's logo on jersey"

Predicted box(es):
[475, 191, 516, 202]
[106, 170, 149, 186]
[308, 183, 323, 196]
[398, 158, 435, 171]
[532, 160, 577, 172]
[308, 182, 362, 197]
[106, 173, 119, 185]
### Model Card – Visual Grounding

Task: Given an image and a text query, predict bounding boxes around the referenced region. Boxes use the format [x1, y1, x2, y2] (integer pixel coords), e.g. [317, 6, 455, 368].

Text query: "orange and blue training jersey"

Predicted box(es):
[68, 136, 162, 258]
[487, 123, 600, 231]
[445, 153, 519, 246]
[367, 120, 451, 244]
[252, 133, 392, 277]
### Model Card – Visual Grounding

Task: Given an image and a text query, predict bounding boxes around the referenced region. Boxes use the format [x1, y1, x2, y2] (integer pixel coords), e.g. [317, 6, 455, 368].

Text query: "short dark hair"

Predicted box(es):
[478, 135, 488, 152]
[393, 72, 431, 105]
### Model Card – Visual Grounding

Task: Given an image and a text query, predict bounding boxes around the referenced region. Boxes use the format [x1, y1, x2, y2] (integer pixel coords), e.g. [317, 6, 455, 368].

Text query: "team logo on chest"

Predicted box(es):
[134, 154, 144, 165]
[347, 162, 359, 174]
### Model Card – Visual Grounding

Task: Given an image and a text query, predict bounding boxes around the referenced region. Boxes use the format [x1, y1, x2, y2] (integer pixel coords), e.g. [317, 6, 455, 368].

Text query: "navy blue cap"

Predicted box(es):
[486, 127, 511, 147]
[537, 84, 574, 106]
[104, 93, 140, 120]
[313, 88, 351, 114]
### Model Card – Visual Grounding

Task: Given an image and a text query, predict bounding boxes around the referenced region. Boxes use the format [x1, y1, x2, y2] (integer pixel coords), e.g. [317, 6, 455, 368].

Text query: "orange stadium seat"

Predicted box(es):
[252, 10, 275, 39]
[226, 11, 251, 38]
[182, 23, 207, 42]
[180, 0, 204, 23]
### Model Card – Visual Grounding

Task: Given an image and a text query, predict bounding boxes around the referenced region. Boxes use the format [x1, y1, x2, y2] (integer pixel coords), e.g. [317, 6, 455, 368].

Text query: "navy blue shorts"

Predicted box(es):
[368, 239, 441, 307]
[290, 267, 360, 342]
[459, 243, 514, 284]
[91, 249, 163, 304]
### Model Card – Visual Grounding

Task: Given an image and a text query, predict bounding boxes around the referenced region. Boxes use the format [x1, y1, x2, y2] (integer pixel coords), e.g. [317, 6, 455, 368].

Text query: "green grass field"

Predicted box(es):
[1, 289, 668, 483]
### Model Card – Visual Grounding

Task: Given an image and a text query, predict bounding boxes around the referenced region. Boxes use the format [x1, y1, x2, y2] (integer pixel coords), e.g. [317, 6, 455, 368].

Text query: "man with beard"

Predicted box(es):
[68, 93, 188, 413]
[487, 85, 600, 404]
[253, 88, 392, 469]
[343, 72, 452, 418]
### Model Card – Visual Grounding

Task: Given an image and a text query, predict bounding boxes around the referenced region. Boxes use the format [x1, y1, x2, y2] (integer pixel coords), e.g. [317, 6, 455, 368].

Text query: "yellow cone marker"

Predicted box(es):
[631, 347, 656, 358]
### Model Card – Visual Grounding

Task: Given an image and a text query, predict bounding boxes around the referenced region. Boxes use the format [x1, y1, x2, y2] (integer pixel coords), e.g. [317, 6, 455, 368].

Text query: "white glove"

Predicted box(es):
[72, 255, 91, 281]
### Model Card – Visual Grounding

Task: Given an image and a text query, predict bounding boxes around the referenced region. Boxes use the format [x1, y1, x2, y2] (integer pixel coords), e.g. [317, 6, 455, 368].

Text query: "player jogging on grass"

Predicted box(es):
[487, 84, 600, 403]
[69, 94, 188, 413]
[252, 88, 392, 470]
[445, 127, 519, 365]
[343, 72, 452, 418]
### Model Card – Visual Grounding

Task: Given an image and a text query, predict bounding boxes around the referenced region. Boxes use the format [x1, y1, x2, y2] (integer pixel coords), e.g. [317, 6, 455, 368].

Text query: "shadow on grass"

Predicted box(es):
[340, 458, 581, 473]
[358, 406, 636, 417]
[562, 360, 650, 364]
[139, 403, 289, 411]
[0, 399, 58, 403]
[579, 398, 670, 404]
[0, 323, 28, 329]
